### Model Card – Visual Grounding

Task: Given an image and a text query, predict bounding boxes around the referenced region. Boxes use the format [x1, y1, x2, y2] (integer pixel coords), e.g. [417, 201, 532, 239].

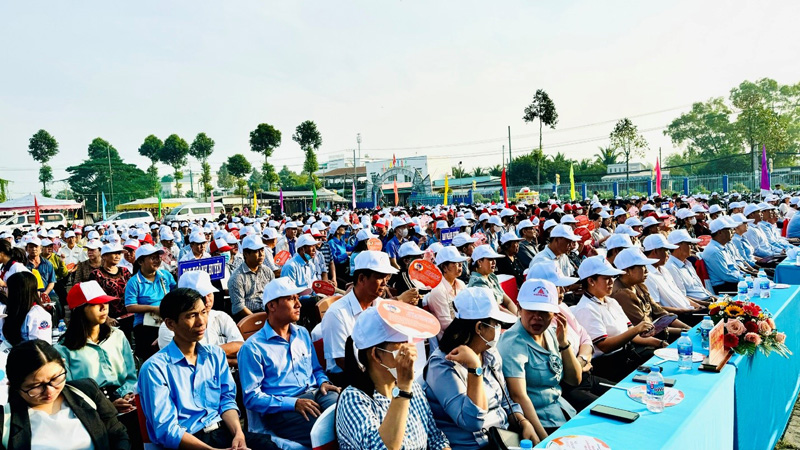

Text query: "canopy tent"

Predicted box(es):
[258, 188, 347, 203]
[0, 194, 83, 212]
[116, 197, 194, 211]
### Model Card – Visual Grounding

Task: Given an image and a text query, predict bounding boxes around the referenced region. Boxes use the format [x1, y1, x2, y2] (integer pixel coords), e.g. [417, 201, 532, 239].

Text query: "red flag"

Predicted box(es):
[655, 157, 662, 196]
[392, 154, 396, 168]
[34, 195, 41, 225]
[393, 180, 399, 206]
[501, 168, 509, 207]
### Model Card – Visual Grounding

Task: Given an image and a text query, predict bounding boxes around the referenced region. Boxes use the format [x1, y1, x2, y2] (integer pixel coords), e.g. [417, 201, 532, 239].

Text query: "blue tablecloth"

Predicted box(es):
[729, 285, 800, 450]
[774, 259, 800, 284]
[536, 330, 736, 450]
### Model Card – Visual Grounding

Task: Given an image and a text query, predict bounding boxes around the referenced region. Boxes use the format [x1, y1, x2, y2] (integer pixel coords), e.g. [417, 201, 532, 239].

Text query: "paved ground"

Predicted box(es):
[777, 393, 800, 449]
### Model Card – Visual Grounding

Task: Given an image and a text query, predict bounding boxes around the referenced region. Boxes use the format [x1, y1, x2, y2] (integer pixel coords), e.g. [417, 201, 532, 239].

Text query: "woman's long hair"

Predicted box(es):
[7, 339, 65, 408]
[437, 318, 481, 354]
[4, 272, 40, 346]
[61, 303, 112, 351]
[344, 336, 400, 398]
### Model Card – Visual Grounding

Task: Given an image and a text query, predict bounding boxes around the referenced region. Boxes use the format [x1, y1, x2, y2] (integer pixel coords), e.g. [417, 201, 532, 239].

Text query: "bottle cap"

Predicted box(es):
[651, 366, 661, 373]
[704, 315, 711, 320]
[681, 331, 689, 336]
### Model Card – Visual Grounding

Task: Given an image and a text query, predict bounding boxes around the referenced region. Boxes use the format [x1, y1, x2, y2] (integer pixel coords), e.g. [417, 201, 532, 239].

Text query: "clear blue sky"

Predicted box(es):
[2, 0, 798, 196]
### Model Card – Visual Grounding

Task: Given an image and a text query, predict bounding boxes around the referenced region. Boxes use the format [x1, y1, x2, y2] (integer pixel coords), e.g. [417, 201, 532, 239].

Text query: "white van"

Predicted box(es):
[97, 210, 155, 228]
[163, 203, 225, 222]
[0, 212, 67, 233]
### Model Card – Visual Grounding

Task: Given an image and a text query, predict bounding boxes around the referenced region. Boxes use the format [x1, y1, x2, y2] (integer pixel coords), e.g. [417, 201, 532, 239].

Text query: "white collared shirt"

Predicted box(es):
[644, 264, 693, 309]
[321, 290, 378, 373]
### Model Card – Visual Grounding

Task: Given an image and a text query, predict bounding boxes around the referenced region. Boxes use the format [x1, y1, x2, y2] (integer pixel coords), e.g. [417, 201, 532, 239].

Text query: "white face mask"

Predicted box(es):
[377, 347, 400, 380]
[493, 225, 503, 233]
[398, 228, 409, 238]
[479, 322, 501, 348]
[689, 218, 697, 225]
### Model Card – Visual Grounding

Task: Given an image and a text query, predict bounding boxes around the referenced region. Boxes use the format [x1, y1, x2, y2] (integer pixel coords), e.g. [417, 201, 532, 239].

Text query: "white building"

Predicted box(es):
[365, 155, 451, 184]
[160, 171, 220, 197]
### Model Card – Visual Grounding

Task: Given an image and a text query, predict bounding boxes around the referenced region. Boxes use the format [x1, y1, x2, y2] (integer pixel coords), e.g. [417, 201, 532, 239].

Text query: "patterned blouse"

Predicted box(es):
[89, 266, 132, 318]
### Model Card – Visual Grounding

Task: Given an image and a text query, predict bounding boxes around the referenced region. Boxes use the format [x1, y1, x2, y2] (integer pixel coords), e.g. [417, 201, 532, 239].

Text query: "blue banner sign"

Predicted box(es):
[178, 256, 226, 281]
[439, 227, 461, 246]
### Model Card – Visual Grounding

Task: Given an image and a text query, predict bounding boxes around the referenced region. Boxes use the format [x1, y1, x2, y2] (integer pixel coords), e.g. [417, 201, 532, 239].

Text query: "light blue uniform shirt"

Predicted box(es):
[238, 323, 328, 415]
[280, 253, 315, 290]
[138, 341, 238, 449]
[385, 236, 404, 259]
[497, 323, 576, 428]
[744, 223, 782, 256]
[124, 269, 176, 327]
[422, 348, 521, 449]
[56, 327, 137, 398]
[759, 221, 791, 249]
[700, 240, 740, 286]
[787, 214, 800, 239]
[731, 233, 757, 266]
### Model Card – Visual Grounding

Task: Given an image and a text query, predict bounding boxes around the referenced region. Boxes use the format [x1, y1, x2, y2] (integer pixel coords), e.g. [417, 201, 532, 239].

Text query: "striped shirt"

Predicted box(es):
[228, 261, 275, 314]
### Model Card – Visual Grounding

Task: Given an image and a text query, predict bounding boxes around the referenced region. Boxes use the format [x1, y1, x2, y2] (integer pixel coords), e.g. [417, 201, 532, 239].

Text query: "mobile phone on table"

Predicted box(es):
[632, 374, 676, 387]
[636, 365, 651, 373]
[590, 405, 640, 423]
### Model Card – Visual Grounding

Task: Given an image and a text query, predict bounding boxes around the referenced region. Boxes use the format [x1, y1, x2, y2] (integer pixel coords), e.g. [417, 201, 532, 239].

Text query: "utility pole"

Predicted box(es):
[507, 126, 512, 162]
[353, 148, 357, 203]
[189, 169, 194, 198]
[357, 133, 362, 161]
[106, 145, 114, 207]
[502, 145, 506, 173]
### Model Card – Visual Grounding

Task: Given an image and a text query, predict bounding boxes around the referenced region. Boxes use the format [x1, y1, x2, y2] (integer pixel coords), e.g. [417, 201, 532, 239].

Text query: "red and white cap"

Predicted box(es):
[67, 280, 116, 310]
[209, 238, 232, 253]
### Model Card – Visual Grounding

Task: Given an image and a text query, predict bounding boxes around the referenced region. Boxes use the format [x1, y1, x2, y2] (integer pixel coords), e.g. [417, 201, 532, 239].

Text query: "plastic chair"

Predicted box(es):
[496, 274, 519, 305]
[237, 312, 267, 341]
[693, 258, 715, 293]
[134, 395, 165, 450]
[316, 295, 342, 320]
[310, 405, 339, 450]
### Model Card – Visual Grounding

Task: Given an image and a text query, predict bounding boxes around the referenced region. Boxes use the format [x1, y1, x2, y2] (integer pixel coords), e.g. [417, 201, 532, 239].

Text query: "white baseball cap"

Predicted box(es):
[709, 217, 736, 234]
[488, 216, 503, 227]
[613, 208, 628, 218]
[353, 250, 398, 274]
[642, 234, 678, 252]
[241, 235, 266, 251]
[577, 255, 625, 279]
[452, 232, 478, 247]
[667, 229, 700, 245]
[641, 216, 660, 228]
[676, 208, 696, 220]
[134, 244, 164, 260]
[296, 234, 318, 248]
[352, 302, 412, 350]
[730, 213, 754, 225]
[743, 203, 761, 217]
[708, 205, 724, 215]
[261, 228, 278, 240]
[526, 262, 578, 286]
[178, 270, 219, 297]
[398, 242, 425, 258]
[499, 232, 523, 245]
[624, 217, 644, 227]
[391, 217, 408, 230]
[499, 208, 516, 218]
[560, 214, 578, 224]
[515, 219, 535, 234]
[84, 239, 103, 250]
[543, 219, 558, 231]
[614, 247, 659, 270]
[435, 246, 468, 265]
[159, 230, 174, 241]
[517, 279, 560, 313]
[549, 225, 581, 241]
[356, 229, 377, 242]
[454, 287, 516, 323]
[471, 244, 503, 262]
[100, 243, 124, 255]
[262, 277, 305, 307]
[614, 224, 640, 237]
[189, 232, 207, 244]
[64, 230, 76, 238]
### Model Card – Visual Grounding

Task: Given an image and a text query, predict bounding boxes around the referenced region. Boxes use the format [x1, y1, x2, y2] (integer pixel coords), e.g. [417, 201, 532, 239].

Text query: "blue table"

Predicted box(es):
[536, 330, 736, 449]
[774, 259, 800, 284]
[728, 285, 800, 450]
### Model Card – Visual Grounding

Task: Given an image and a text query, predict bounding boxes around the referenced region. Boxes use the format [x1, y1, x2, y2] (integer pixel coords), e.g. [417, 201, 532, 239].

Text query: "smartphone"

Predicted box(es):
[632, 374, 676, 387]
[590, 405, 640, 423]
[636, 365, 651, 373]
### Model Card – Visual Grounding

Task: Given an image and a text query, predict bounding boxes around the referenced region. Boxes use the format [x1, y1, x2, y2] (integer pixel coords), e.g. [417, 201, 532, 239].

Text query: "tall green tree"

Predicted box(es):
[522, 89, 559, 185]
[471, 167, 487, 177]
[159, 134, 190, 196]
[227, 154, 252, 196]
[293, 120, 323, 187]
[249, 123, 282, 190]
[189, 132, 215, 199]
[217, 163, 235, 190]
[488, 165, 503, 177]
[451, 166, 469, 179]
[278, 165, 300, 188]
[28, 129, 59, 197]
[66, 138, 150, 212]
[137, 135, 163, 196]
[594, 145, 619, 166]
[609, 118, 649, 194]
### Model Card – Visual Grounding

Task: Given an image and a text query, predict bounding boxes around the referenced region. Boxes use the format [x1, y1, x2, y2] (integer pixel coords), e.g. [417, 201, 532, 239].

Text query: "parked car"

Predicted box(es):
[0, 212, 67, 233]
[97, 210, 155, 228]
[163, 202, 225, 222]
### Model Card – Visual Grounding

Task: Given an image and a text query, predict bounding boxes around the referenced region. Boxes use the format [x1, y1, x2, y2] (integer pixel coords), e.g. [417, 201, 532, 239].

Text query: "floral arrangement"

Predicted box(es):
[706, 297, 791, 358]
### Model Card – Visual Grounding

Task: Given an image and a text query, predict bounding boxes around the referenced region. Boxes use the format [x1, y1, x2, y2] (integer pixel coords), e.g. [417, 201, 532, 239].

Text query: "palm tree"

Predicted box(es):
[594, 145, 619, 166]
[550, 152, 569, 165]
[451, 166, 469, 179]
[488, 165, 503, 177]
[472, 167, 487, 177]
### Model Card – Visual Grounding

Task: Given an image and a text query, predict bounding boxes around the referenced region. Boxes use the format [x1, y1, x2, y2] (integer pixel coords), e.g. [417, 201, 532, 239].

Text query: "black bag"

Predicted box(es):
[485, 366, 523, 450]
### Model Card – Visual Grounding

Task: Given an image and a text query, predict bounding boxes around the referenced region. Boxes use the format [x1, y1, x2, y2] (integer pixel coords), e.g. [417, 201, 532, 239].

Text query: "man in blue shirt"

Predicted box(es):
[25, 237, 57, 302]
[700, 218, 741, 294]
[280, 234, 318, 291]
[138, 288, 276, 449]
[238, 278, 340, 447]
[385, 217, 410, 269]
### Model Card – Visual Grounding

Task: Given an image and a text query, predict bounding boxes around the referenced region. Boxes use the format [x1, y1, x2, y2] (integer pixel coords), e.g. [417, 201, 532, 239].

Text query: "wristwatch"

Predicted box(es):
[467, 366, 484, 376]
[578, 355, 589, 366]
[392, 387, 414, 399]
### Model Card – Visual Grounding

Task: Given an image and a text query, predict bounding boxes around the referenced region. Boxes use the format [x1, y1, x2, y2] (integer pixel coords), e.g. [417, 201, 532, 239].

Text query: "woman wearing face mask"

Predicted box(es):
[3, 339, 131, 449]
[75, 241, 103, 283]
[90, 243, 133, 339]
[495, 232, 526, 288]
[423, 287, 537, 448]
[467, 245, 518, 315]
[336, 303, 450, 450]
[427, 247, 468, 338]
[497, 279, 580, 438]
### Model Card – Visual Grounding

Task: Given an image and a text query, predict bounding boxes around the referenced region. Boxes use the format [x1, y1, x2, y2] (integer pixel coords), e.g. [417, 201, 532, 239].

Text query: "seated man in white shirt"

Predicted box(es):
[179, 231, 212, 262]
[663, 230, 716, 304]
[641, 234, 706, 326]
[158, 270, 244, 365]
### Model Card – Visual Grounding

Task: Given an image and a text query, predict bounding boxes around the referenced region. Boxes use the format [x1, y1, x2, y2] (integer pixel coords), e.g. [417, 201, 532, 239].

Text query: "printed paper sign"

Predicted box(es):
[274, 250, 291, 266]
[312, 280, 336, 296]
[178, 256, 226, 281]
[696, 235, 712, 247]
[367, 238, 383, 251]
[438, 227, 461, 246]
[708, 319, 726, 365]
[376, 299, 441, 339]
[408, 259, 443, 289]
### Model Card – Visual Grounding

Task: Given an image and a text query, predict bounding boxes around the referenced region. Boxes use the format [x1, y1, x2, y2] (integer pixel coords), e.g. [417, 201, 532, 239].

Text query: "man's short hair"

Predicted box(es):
[353, 268, 382, 284]
[160, 288, 204, 322]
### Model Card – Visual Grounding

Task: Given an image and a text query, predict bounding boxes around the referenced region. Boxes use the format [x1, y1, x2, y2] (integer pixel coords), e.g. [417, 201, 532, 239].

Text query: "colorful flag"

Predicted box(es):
[352, 181, 356, 209]
[655, 157, 662, 196]
[279, 188, 284, 214]
[761, 145, 771, 198]
[157, 191, 163, 220]
[210, 191, 215, 216]
[392, 154, 396, 168]
[312, 182, 317, 211]
[443, 175, 449, 206]
[569, 164, 576, 201]
[34, 195, 40, 225]
[393, 180, 399, 206]
[501, 168, 509, 207]
[101, 192, 107, 221]
[252, 191, 257, 216]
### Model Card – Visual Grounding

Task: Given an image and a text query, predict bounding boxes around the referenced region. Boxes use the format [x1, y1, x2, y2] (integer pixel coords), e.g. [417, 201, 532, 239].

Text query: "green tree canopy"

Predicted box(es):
[609, 118, 649, 194]
[190, 132, 215, 199]
[250, 123, 282, 191]
[28, 129, 59, 196]
[138, 134, 163, 196]
[159, 134, 190, 196]
[227, 154, 252, 179]
[293, 120, 323, 180]
[217, 163, 235, 190]
[522, 89, 558, 185]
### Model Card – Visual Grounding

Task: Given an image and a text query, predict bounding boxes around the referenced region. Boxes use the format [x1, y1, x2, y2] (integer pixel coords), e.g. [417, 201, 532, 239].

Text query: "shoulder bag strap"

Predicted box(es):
[66, 384, 97, 411]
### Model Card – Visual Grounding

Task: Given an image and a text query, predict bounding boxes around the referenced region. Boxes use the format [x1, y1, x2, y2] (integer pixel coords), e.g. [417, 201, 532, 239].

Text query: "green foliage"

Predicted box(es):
[138, 135, 163, 196]
[216, 163, 235, 190]
[610, 118, 649, 194]
[234, 179, 248, 196]
[159, 134, 189, 196]
[488, 165, 503, 177]
[249, 123, 282, 158]
[38, 165, 53, 197]
[28, 129, 59, 195]
[279, 165, 301, 188]
[262, 162, 279, 190]
[451, 166, 469, 178]
[293, 120, 323, 178]
[66, 138, 151, 212]
[227, 154, 252, 179]
[248, 168, 263, 192]
[523, 89, 558, 185]
[189, 133, 215, 199]
[594, 146, 619, 165]
[0, 178, 7, 203]
[471, 167, 487, 177]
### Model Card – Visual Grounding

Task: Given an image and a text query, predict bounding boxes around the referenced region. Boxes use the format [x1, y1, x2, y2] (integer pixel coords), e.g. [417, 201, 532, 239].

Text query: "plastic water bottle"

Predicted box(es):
[645, 366, 665, 413]
[677, 331, 694, 370]
[700, 316, 714, 350]
[520, 440, 533, 450]
[57, 319, 66, 335]
[745, 275, 755, 298]
[737, 277, 748, 301]
[758, 269, 770, 299]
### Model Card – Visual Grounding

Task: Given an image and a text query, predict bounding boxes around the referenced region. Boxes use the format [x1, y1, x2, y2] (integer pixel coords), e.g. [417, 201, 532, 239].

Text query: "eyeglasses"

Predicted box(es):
[20, 371, 67, 397]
